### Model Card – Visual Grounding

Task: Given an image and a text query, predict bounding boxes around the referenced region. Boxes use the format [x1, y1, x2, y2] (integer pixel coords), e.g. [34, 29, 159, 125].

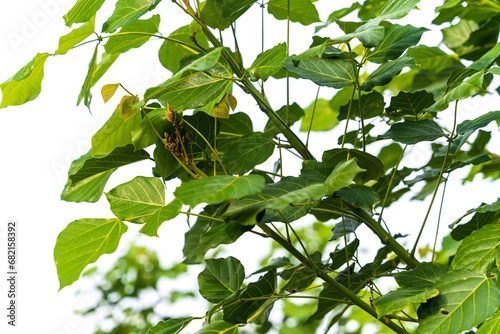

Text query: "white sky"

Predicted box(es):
[1, 1, 500, 334]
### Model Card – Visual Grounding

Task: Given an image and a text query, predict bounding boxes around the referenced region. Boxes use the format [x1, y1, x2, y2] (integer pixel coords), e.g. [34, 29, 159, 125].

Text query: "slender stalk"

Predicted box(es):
[411, 101, 459, 257]
[180, 211, 225, 222]
[258, 223, 409, 334]
[306, 87, 320, 148]
[75, 32, 203, 52]
[432, 177, 449, 262]
[345, 207, 420, 268]
[377, 145, 408, 224]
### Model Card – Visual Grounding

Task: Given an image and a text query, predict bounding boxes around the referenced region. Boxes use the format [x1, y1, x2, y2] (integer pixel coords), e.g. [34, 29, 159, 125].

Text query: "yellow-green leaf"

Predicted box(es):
[101, 83, 120, 103]
[55, 16, 95, 55]
[0, 53, 50, 109]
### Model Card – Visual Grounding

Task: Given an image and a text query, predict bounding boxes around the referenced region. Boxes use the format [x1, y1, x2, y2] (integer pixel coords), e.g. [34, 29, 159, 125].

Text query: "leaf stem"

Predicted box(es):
[257, 223, 409, 334]
[180, 211, 225, 222]
[411, 101, 459, 257]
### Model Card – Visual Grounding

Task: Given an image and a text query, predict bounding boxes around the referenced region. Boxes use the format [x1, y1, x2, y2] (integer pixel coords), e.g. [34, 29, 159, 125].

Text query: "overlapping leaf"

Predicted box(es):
[105, 176, 165, 223]
[102, 0, 159, 33]
[267, 0, 320, 26]
[375, 288, 439, 317]
[223, 270, 277, 324]
[366, 24, 428, 63]
[417, 270, 500, 334]
[249, 43, 287, 81]
[63, 0, 106, 26]
[222, 132, 275, 174]
[55, 16, 95, 55]
[386, 90, 435, 118]
[62, 145, 150, 203]
[139, 198, 183, 237]
[174, 175, 266, 207]
[104, 15, 160, 54]
[198, 257, 245, 304]
[283, 56, 355, 89]
[426, 70, 486, 112]
[361, 54, 416, 91]
[451, 224, 500, 273]
[147, 317, 193, 334]
[379, 120, 445, 145]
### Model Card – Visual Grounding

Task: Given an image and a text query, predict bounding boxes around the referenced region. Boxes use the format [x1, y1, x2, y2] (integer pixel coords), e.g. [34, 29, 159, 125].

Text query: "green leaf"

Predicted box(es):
[377, 0, 421, 20]
[153, 143, 179, 180]
[451, 211, 500, 241]
[266, 160, 364, 210]
[443, 19, 480, 53]
[147, 317, 194, 334]
[451, 224, 500, 273]
[200, 0, 257, 31]
[283, 56, 355, 89]
[361, 54, 416, 91]
[407, 45, 458, 72]
[249, 43, 287, 81]
[375, 288, 439, 317]
[265, 103, 305, 136]
[267, 0, 320, 26]
[300, 99, 340, 132]
[139, 198, 183, 237]
[378, 120, 445, 145]
[62, 145, 150, 203]
[104, 15, 160, 54]
[329, 217, 362, 240]
[102, 0, 158, 33]
[150, 48, 223, 95]
[105, 176, 165, 223]
[54, 218, 128, 290]
[300, 161, 335, 183]
[251, 257, 291, 276]
[224, 177, 312, 225]
[223, 270, 277, 324]
[395, 262, 448, 289]
[174, 175, 266, 207]
[159, 22, 209, 73]
[322, 149, 385, 183]
[55, 16, 95, 55]
[315, 3, 361, 33]
[476, 311, 500, 334]
[469, 42, 500, 71]
[338, 91, 385, 121]
[146, 55, 233, 111]
[90, 52, 120, 88]
[196, 319, 239, 334]
[386, 90, 435, 118]
[366, 24, 428, 63]
[77, 44, 99, 109]
[0, 53, 49, 109]
[417, 270, 500, 334]
[330, 238, 359, 271]
[222, 132, 275, 174]
[335, 185, 380, 211]
[281, 252, 323, 293]
[198, 256, 245, 304]
[63, 0, 106, 27]
[184, 219, 252, 264]
[217, 112, 253, 153]
[330, 21, 385, 48]
[182, 111, 220, 158]
[456, 110, 500, 135]
[92, 103, 142, 156]
[426, 70, 486, 112]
